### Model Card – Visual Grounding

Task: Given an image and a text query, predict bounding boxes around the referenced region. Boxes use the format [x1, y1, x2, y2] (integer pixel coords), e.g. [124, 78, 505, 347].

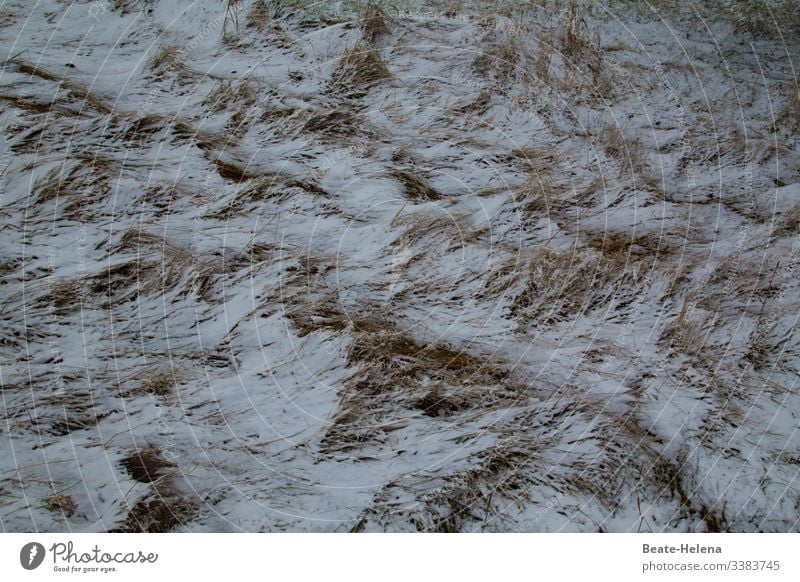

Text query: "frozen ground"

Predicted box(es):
[0, 0, 799, 532]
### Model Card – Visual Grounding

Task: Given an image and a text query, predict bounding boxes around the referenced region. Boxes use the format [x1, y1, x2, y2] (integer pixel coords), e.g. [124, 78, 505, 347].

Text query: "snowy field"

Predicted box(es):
[0, 0, 799, 532]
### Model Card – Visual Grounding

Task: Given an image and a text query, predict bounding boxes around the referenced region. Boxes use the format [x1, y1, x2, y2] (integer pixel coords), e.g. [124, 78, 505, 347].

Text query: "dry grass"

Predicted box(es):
[121, 113, 169, 144]
[112, 0, 155, 14]
[301, 108, 364, 139]
[569, 175, 607, 208]
[388, 168, 443, 202]
[658, 298, 710, 358]
[346, 331, 504, 382]
[203, 79, 257, 113]
[171, 118, 238, 150]
[13, 412, 102, 437]
[259, 101, 299, 124]
[391, 210, 477, 250]
[357, 404, 727, 531]
[697, 253, 782, 315]
[36, 156, 111, 203]
[223, 0, 241, 37]
[89, 228, 249, 303]
[211, 172, 329, 219]
[598, 122, 646, 171]
[282, 252, 355, 337]
[149, 46, 193, 82]
[511, 245, 640, 327]
[211, 182, 272, 218]
[321, 319, 519, 452]
[533, 36, 553, 84]
[120, 446, 175, 483]
[286, 295, 353, 338]
[136, 370, 179, 398]
[585, 231, 677, 263]
[111, 481, 195, 533]
[0, 385, 106, 437]
[35, 155, 116, 219]
[361, 2, 390, 44]
[215, 158, 259, 183]
[48, 410, 103, 437]
[467, 254, 530, 301]
[641, 449, 728, 532]
[43, 278, 84, 314]
[533, 3, 613, 100]
[139, 181, 198, 214]
[774, 202, 800, 237]
[414, 386, 464, 417]
[328, 43, 391, 99]
[90, 260, 157, 300]
[246, 0, 272, 30]
[561, 1, 592, 60]
[9, 58, 112, 114]
[745, 320, 775, 370]
[0, 258, 20, 279]
[416, 438, 538, 532]
[744, 268, 787, 371]
[506, 147, 561, 174]
[451, 89, 493, 117]
[43, 493, 76, 518]
[473, 33, 521, 84]
[724, 0, 800, 38]
[776, 89, 800, 132]
[0, 93, 80, 118]
[511, 171, 568, 224]
[2, 0, 793, 536]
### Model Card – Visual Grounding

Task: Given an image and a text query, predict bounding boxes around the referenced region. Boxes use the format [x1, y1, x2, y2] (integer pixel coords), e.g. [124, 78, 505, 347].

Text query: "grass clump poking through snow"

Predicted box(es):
[223, 0, 242, 38]
[120, 446, 175, 483]
[511, 245, 643, 328]
[361, 2, 390, 44]
[776, 89, 800, 132]
[328, 42, 391, 99]
[472, 19, 524, 85]
[8, 58, 113, 114]
[561, 0, 592, 60]
[88, 228, 249, 304]
[214, 158, 260, 183]
[321, 320, 520, 453]
[658, 298, 710, 359]
[388, 168, 443, 202]
[43, 278, 85, 315]
[775, 203, 800, 237]
[247, 0, 276, 30]
[111, 482, 196, 533]
[301, 108, 363, 139]
[149, 46, 193, 82]
[557, 2, 611, 99]
[171, 118, 239, 150]
[43, 493, 77, 519]
[596, 122, 654, 185]
[203, 79, 257, 112]
[724, 0, 800, 37]
[415, 438, 542, 532]
[136, 370, 179, 398]
[35, 155, 117, 220]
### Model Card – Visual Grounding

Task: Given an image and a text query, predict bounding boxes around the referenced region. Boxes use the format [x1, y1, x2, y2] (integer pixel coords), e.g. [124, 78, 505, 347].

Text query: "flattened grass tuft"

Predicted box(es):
[388, 168, 443, 202]
[328, 43, 391, 99]
[120, 446, 175, 483]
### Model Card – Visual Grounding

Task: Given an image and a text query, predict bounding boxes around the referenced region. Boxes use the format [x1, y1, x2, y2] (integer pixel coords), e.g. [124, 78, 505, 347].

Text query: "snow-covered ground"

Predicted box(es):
[1, 0, 799, 532]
